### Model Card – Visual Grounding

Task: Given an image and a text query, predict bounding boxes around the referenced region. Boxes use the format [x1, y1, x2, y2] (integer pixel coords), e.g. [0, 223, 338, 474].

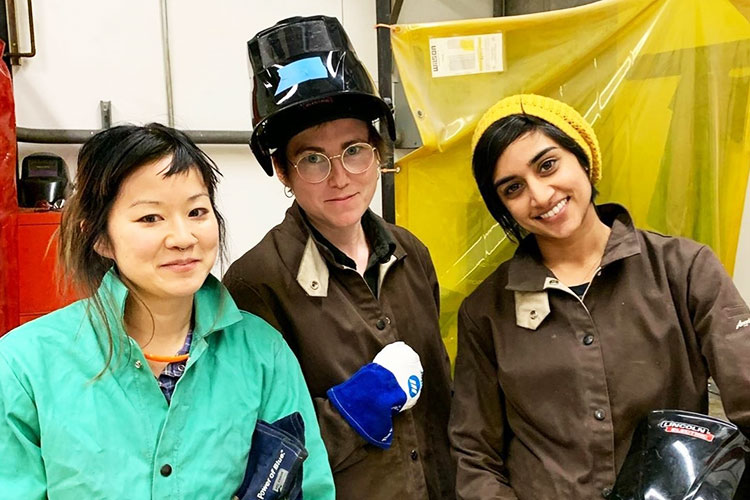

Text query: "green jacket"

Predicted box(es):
[0, 270, 335, 499]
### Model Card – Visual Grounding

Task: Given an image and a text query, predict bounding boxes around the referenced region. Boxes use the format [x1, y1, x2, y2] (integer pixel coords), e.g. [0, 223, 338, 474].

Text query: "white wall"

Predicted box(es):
[396, 0, 492, 23]
[9, 1, 750, 301]
[12, 0, 378, 273]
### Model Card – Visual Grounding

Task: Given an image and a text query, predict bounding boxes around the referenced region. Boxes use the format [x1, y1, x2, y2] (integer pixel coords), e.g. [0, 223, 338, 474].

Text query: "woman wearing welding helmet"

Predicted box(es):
[449, 94, 750, 499]
[223, 16, 455, 499]
[0, 124, 334, 499]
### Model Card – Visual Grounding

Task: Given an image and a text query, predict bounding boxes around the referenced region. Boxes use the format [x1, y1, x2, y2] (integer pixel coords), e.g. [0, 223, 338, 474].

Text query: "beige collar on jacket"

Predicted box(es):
[296, 235, 398, 298]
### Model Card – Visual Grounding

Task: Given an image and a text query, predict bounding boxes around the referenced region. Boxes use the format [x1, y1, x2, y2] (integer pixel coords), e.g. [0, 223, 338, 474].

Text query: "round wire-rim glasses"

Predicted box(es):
[290, 142, 380, 184]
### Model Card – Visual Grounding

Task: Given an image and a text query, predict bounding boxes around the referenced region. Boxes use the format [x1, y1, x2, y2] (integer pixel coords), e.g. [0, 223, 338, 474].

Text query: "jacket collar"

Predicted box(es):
[506, 203, 641, 292]
[284, 202, 405, 297]
[303, 207, 397, 270]
[94, 268, 243, 345]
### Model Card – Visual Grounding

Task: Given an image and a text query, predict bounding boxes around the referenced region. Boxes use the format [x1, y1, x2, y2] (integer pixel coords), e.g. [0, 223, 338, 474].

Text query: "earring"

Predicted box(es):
[284, 185, 294, 198]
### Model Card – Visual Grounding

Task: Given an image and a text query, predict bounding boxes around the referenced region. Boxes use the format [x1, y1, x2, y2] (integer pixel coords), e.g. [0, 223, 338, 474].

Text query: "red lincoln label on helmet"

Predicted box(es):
[659, 420, 715, 442]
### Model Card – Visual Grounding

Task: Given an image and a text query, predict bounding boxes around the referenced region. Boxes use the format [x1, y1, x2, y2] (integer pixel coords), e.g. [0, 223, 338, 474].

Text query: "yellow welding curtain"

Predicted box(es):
[391, 0, 750, 359]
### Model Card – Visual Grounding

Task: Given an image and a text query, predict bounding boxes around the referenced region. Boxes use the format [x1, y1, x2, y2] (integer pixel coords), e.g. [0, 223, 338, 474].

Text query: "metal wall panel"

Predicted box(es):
[504, 0, 599, 15]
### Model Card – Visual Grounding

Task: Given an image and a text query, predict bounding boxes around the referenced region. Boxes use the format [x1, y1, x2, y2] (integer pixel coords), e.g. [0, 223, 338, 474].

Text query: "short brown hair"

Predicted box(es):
[271, 121, 392, 179]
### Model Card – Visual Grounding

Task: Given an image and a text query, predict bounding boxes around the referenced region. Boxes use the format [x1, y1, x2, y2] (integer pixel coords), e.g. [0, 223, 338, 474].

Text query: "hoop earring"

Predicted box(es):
[284, 185, 294, 198]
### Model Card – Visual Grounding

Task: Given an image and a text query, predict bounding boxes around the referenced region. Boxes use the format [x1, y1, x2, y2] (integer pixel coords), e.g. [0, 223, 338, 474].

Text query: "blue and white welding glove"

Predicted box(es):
[327, 341, 423, 449]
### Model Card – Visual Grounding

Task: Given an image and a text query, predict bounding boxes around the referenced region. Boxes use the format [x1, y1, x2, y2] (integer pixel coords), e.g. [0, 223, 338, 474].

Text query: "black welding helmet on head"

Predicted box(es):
[610, 409, 749, 500]
[247, 15, 395, 176]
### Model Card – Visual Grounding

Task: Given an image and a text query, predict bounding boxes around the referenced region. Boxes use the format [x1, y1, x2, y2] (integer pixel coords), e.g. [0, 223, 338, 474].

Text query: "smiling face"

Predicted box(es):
[277, 118, 379, 235]
[493, 130, 597, 244]
[98, 156, 219, 303]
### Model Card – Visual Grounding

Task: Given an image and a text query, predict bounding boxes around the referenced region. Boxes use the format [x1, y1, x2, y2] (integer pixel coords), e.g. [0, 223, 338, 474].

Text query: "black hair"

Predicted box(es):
[59, 122, 226, 375]
[472, 114, 596, 242]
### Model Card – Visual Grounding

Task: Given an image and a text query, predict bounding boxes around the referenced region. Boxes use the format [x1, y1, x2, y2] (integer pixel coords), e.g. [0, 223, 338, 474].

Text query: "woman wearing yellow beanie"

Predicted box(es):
[449, 94, 750, 499]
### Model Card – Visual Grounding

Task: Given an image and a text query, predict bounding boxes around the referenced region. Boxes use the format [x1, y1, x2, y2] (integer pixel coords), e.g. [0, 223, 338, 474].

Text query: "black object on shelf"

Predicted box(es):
[17, 152, 70, 208]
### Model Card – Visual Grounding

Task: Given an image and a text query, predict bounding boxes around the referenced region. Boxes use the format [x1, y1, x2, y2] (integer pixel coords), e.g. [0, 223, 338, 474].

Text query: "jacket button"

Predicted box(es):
[376, 319, 387, 330]
[601, 486, 612, 497]
[134, 360, 142, 369]
[582, 334, 594, 346]
[594, 409, 606, 421]
[160, 464, 172, 477]
[529, 310, 538, 320]
[410, 449, 418, 460]
[310, 280, 319, 290]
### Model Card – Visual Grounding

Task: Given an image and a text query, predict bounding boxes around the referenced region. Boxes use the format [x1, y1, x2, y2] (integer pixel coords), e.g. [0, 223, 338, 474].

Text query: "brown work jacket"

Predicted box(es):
[450, 204, 750, 500]
[223, 202, 455, 500]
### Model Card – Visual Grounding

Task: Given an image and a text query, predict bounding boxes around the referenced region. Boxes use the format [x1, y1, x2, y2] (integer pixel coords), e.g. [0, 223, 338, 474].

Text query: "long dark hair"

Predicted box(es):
[58, 123, 226, 374]
[472, 114, 594, 242]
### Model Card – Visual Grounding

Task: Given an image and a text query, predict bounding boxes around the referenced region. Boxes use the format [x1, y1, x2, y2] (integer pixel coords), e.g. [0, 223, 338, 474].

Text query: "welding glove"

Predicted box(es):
[327, 341, 423, 449]
[234, 412, 307, 500]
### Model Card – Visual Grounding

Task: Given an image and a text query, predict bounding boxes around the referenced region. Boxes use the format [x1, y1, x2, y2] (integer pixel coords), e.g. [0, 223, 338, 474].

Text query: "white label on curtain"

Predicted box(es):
[429, 34, 504, 78]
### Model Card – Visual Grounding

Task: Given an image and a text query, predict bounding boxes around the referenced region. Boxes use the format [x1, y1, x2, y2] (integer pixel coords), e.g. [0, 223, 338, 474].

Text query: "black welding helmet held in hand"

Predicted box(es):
[247, 15, 395, 176]
[610, 409, 749, 500]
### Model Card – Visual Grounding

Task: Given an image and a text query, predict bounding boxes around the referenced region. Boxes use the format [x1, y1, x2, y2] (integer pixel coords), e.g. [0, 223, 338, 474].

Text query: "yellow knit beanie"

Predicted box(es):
[471, 94, 601, 184]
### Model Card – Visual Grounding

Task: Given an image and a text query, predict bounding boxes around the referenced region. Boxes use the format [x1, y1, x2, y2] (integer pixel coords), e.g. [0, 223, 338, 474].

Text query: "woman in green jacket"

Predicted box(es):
[0, 124, 335, 499]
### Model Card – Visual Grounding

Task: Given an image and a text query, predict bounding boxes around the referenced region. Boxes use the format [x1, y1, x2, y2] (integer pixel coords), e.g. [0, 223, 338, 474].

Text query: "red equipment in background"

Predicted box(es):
[0, 40, 20, 335]
[15, 210, 75, 325]
[0, 41, 76, 336]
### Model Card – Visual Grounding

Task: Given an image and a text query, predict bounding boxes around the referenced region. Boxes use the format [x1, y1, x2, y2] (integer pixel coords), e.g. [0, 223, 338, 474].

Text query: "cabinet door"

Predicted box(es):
[17, 213, 76, 317]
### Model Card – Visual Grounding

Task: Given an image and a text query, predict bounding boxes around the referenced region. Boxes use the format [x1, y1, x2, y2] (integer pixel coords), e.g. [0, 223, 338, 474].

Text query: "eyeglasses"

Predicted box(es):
[290, 142, 379, 184]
